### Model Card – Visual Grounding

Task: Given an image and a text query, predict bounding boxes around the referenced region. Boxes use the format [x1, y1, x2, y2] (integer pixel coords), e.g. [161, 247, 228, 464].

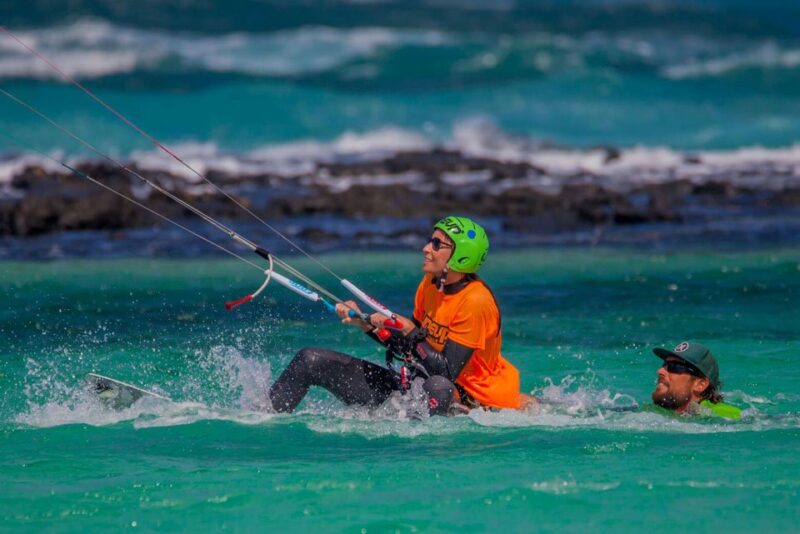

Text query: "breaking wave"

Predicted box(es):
[1, 19, 798, 84]
[3, 120, 799, 191]
[0, 19, 449, 81]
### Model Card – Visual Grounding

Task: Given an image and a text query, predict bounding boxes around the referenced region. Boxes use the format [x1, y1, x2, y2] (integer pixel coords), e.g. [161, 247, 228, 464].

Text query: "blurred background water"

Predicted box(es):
[2, 0, 800, 167]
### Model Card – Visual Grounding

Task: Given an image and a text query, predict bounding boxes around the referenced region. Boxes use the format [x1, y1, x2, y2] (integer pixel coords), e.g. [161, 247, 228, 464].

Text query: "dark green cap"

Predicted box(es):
[653, 341, 720, 388]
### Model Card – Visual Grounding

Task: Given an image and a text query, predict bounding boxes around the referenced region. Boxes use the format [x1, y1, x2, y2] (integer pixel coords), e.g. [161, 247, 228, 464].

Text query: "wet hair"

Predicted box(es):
[676, 358, 725, 404]
[699, 383, 724, 404]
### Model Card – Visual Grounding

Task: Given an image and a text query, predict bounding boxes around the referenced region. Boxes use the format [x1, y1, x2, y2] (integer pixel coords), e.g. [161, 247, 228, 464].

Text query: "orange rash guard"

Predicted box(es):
[413, 275, 521, 409]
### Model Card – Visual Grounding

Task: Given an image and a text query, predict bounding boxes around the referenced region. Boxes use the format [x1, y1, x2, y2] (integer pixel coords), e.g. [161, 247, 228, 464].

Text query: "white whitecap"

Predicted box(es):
[0, 19, 450, 80]
[4, 120, 800, 193]
[663, 42, 800, 79]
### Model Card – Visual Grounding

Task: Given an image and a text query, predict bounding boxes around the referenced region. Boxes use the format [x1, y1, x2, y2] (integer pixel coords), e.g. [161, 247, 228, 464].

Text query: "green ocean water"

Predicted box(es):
[1, 247, 799, 532]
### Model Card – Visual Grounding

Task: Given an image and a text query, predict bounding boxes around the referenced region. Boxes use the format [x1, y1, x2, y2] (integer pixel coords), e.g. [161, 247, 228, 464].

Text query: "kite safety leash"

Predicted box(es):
[225, 254, 275, 310]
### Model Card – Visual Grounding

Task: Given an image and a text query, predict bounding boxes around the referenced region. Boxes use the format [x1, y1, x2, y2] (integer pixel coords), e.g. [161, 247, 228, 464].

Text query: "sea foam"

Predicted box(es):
[3, 120, 800, 193]
[0, 19, 449, 80]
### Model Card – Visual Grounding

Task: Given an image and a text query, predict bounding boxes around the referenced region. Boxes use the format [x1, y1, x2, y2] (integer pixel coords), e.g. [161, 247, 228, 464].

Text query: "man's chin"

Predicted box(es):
[652, 390, 688, 410]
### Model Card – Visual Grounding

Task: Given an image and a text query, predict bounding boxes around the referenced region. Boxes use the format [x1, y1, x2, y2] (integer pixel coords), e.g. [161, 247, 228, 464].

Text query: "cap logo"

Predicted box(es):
[674, 341, 689, 353]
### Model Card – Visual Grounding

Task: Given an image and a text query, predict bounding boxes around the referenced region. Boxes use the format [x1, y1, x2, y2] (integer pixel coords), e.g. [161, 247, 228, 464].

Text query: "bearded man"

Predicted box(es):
[651, 341, 741, 419]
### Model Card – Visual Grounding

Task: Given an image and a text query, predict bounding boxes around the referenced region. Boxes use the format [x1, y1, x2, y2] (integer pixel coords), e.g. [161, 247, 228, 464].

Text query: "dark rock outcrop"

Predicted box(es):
[1, 148, 798, 242]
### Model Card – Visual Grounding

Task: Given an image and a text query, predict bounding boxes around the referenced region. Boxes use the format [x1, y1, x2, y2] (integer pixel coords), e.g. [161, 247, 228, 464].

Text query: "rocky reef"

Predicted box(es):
[2, 147, 799, 255]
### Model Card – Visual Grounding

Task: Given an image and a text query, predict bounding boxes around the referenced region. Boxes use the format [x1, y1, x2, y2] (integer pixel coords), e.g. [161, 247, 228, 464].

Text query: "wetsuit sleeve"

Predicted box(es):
[415, 338, 474, 381]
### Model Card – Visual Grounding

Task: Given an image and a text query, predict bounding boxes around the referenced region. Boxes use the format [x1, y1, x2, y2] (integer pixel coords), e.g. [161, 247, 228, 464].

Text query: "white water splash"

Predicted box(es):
[182, 344, 274, 411]
[14, 344, 276, 428]
[13, 352, 800, 434]
[467, 376, 800, 434]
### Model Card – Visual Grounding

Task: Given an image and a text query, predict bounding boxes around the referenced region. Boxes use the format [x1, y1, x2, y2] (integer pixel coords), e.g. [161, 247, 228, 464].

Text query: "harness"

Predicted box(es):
[375, 319, 430, 392]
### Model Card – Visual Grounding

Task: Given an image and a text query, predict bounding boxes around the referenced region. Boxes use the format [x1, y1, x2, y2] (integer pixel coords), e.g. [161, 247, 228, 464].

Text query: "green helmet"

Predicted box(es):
[433, 216, 489, 273]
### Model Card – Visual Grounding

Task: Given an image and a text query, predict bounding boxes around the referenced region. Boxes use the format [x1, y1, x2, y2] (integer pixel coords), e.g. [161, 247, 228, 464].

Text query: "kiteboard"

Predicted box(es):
[85, 372, 171, 410]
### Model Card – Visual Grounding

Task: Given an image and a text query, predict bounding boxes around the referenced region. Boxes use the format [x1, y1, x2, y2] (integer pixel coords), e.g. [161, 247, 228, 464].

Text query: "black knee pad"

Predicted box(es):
[422, 376, 455, 416]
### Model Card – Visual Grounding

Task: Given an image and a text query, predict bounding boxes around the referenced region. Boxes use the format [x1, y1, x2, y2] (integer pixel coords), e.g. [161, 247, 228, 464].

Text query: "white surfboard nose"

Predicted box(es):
[85, 373, 170, 410]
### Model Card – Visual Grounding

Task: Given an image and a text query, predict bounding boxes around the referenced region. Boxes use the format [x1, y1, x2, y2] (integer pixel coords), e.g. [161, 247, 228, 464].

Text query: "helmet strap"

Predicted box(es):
[437, 266, 449, 293]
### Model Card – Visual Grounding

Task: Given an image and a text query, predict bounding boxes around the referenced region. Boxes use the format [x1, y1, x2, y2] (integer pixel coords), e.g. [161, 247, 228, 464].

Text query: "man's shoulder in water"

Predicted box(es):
[640, 400, 741, 420]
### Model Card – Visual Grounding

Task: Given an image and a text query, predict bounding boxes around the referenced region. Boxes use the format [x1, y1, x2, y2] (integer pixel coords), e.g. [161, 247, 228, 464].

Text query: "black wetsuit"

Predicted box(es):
[268, 340, 475, 416]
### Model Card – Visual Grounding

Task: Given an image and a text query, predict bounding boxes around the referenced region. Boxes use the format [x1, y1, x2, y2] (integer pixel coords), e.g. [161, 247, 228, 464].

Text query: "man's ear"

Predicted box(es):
[692, 376, 710, 396]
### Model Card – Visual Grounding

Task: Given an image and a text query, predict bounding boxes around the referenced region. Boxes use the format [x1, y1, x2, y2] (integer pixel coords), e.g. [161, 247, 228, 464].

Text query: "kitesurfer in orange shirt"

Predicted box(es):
[269, 216, 529, 415]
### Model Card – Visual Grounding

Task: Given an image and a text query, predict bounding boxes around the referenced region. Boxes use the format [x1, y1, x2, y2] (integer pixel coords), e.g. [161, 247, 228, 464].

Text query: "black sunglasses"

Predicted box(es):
[426, 236, 453, 251]
[662, 360, 704, 377]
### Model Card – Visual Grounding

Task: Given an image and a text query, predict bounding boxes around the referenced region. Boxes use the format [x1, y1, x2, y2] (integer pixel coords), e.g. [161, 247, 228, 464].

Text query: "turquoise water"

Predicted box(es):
[2, 1, 799, 529]
[2, 1, 800, 155]
[2, 248, 799, 531]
